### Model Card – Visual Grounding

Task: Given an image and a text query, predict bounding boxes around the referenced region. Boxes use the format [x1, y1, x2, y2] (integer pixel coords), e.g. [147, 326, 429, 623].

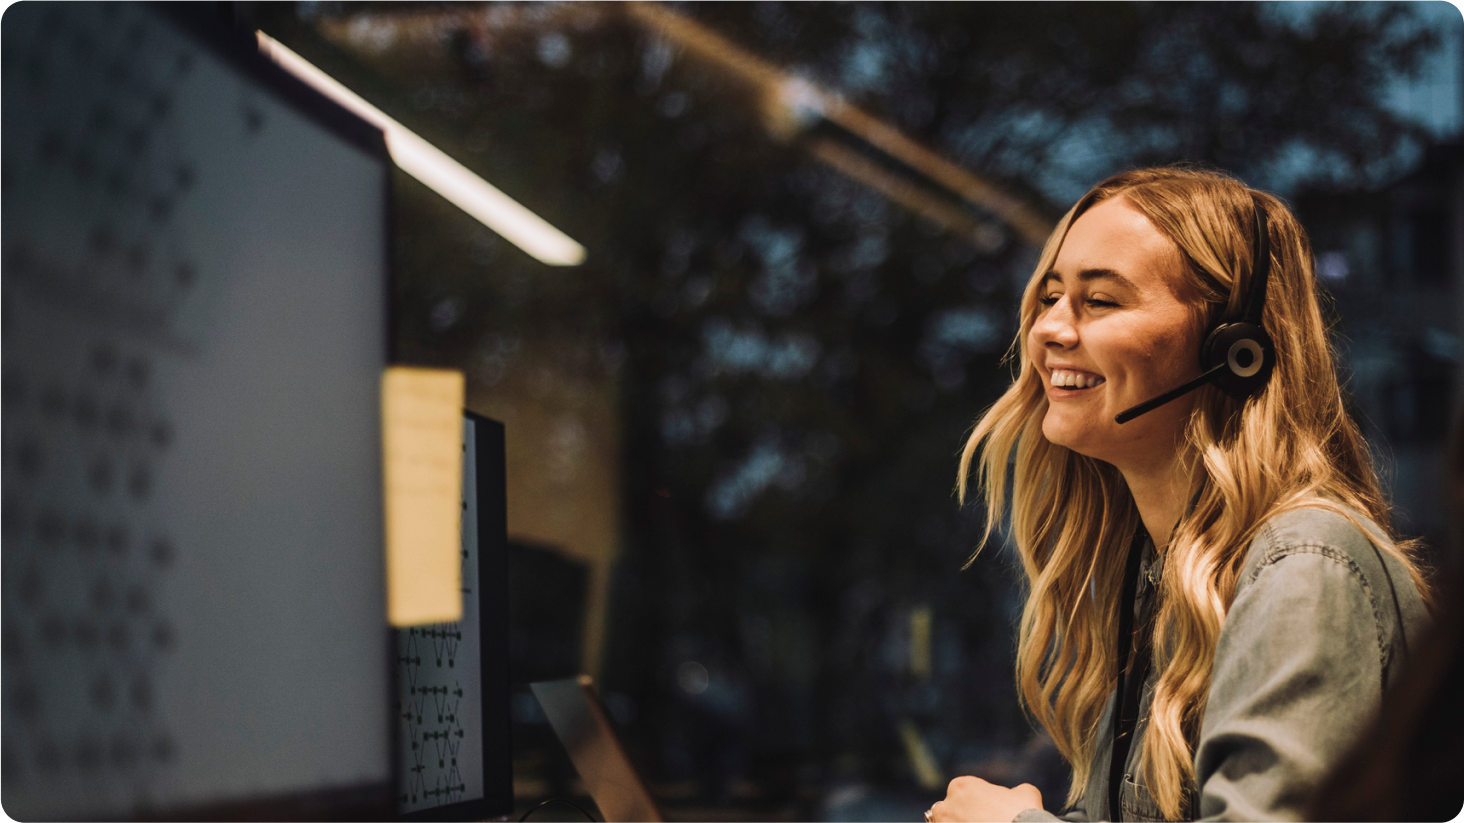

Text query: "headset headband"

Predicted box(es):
[1242, 196, 1270, 326]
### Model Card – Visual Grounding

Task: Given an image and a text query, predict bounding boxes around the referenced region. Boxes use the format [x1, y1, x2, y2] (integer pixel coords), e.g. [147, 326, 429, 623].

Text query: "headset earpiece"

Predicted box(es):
[1200, 320, 1274, 395]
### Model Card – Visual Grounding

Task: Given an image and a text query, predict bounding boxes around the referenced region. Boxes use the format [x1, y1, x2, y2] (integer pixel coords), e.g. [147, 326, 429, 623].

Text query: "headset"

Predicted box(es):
[1114, 194, 1275, 424]
[1112, 193, 1276, 421]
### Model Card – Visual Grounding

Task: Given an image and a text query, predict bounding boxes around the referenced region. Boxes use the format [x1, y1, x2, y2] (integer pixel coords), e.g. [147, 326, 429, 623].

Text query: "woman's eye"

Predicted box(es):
[1086, 298, 1118, 308]
[1038, 294, 1060, 307]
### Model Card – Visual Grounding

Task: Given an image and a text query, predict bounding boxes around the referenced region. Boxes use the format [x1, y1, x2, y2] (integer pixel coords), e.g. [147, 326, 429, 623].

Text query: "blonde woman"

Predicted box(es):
[930, 167, 1431, 822]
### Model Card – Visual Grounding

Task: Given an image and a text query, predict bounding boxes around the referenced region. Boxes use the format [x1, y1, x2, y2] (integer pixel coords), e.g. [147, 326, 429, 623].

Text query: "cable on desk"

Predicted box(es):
[515, 790, 600, 820]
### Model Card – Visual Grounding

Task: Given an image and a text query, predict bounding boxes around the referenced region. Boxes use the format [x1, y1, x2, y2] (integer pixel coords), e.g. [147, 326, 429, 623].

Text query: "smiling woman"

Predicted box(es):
[1030, 198, 1207, 482]
[941, 167, 1433, 822]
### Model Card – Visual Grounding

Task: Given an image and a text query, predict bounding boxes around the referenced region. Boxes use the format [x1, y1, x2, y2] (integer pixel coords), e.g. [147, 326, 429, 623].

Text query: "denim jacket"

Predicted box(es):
[1013, 506, 1430, 822]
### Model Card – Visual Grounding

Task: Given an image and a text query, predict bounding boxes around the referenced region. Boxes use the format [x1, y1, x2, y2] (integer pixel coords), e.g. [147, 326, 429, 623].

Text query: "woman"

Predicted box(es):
[932, 167, 1432, 822]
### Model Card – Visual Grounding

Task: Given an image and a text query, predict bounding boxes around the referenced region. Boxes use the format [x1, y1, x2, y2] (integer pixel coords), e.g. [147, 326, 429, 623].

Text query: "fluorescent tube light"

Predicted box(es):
[257, 30, 587, 267]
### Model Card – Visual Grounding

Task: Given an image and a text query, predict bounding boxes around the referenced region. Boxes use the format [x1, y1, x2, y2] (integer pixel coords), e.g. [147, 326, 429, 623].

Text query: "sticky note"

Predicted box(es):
[382, 366, 464, 626]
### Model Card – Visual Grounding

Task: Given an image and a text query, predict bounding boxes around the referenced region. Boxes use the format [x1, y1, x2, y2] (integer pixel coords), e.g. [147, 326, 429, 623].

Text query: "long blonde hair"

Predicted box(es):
[957, 166, 1431, 818]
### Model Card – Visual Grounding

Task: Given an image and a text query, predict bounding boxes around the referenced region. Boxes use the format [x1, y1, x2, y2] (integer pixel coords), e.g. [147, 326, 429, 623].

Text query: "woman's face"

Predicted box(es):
[1029, 196, 1205, 472]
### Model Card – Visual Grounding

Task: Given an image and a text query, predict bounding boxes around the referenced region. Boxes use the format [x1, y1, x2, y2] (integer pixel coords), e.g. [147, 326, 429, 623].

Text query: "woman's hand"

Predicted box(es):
[927, 775, 1044, 822]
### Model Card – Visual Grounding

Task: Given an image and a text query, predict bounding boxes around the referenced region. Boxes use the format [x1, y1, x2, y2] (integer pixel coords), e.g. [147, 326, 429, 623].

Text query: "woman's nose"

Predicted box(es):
[1032, 298, 1079, 349]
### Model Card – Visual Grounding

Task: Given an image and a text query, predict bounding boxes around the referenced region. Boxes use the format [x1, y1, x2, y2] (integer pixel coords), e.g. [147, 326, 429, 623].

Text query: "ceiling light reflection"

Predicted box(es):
[256, 30, 587, 267]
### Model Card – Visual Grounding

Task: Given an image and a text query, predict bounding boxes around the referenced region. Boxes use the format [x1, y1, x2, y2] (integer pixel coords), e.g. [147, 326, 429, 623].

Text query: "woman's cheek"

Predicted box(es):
[1133, 338, 1186, 383]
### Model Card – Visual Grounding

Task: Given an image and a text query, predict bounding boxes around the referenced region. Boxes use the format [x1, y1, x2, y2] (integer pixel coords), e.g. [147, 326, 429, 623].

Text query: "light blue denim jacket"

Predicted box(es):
[1013, 506, 1430, 822]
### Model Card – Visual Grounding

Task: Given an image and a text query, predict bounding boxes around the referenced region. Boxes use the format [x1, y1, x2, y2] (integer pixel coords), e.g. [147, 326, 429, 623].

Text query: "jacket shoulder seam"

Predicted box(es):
[1243, 540, 1387, 671]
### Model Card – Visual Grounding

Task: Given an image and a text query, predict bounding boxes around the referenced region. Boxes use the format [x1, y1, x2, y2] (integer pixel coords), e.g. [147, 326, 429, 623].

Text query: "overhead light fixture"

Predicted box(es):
[257, 30, 587, 267]
[623, 2, 1054, 248]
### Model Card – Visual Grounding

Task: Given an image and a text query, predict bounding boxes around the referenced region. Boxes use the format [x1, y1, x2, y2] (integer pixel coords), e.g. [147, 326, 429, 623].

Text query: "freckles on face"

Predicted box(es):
[1029, 197, 1203, 466]
[1121, 317, 1198, 393]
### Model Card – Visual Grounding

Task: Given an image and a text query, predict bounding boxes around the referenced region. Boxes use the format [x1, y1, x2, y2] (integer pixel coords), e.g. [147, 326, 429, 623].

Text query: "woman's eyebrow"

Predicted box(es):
[1041, 268, 1137, 290]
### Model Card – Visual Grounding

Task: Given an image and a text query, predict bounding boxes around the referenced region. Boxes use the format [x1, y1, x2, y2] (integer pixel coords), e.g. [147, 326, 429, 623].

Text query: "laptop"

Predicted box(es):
[530, 676, 666, 823]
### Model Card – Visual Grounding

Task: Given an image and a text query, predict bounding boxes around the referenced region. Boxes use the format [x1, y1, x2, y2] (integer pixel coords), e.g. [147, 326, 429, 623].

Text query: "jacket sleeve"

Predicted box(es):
[1193, 547, 1385, 821]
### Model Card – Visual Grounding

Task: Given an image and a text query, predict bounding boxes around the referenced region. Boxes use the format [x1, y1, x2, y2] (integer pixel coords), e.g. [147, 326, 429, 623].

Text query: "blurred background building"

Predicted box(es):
[241, 3, 1463, 820]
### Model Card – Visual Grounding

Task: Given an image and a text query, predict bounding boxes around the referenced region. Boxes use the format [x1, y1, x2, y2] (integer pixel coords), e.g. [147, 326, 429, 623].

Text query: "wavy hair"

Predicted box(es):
[957, 166, 1431, 818]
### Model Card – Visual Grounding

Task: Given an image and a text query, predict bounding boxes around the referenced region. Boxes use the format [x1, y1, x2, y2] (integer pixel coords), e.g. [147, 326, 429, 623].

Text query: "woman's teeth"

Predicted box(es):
[1051, 369, 1105, 389]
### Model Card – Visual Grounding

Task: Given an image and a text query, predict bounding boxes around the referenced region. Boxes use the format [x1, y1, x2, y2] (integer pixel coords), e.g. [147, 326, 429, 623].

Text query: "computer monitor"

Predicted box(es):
[396, 412, 514, 821]
[2, 4, 393, 817]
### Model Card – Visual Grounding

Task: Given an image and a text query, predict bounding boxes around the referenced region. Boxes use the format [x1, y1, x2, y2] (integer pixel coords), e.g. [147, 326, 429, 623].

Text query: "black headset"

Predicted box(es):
[1115, 195, 1275, 424]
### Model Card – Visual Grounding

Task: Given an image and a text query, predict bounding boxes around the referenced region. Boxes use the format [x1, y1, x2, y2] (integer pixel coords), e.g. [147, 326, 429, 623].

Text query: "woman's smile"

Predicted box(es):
[1047, 367, 1106, 393]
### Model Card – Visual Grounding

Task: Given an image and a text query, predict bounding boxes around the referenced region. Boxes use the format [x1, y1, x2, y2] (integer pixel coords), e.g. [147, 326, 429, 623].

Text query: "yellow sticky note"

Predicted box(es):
[382, 366, 465, 626]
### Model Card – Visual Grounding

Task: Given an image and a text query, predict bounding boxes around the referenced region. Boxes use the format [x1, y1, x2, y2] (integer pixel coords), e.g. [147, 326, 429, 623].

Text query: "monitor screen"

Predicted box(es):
[2, 4, 392, 817]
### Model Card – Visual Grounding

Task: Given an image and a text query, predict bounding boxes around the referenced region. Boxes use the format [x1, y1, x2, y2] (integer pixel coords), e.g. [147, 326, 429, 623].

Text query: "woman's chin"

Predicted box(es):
[1042, 416, 1107, 461]
[1042, 412, 1089, 451]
